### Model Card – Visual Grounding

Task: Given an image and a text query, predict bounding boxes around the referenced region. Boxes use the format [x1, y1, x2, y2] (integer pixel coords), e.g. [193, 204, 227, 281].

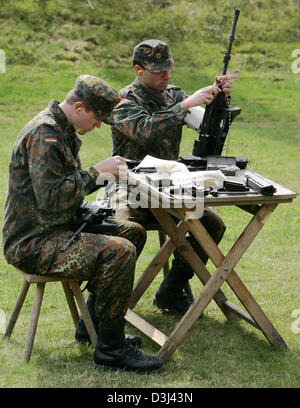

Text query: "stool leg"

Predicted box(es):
[61, 280, 79, 327]
[4, 279, 30, 339]
[69, 280, 97, 348]
[23, 282, 45, 363]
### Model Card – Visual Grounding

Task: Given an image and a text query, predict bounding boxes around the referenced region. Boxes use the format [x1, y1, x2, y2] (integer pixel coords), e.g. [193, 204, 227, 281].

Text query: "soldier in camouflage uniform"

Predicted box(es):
[111, 40, 232, 316]
[2, 74, 163, 372]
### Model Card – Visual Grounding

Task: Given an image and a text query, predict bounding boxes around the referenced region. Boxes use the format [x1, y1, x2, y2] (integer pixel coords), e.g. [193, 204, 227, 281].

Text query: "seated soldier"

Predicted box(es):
[111, 40, 231, 316]
[2, 74, 163, 373]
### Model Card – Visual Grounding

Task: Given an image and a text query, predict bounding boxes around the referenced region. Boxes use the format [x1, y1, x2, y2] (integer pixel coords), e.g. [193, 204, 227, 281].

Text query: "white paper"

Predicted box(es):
[170, 170, 226, 188]
[136, 155, 189, 173]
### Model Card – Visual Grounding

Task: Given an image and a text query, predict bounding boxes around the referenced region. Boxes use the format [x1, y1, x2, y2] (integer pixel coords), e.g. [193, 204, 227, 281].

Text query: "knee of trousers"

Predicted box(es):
[213, 217, 226, 244]
[201, 210, 226, 244]
[112, 237, 137, 266]
[93, 237, 137, 290]
[131, 222, 147, 257]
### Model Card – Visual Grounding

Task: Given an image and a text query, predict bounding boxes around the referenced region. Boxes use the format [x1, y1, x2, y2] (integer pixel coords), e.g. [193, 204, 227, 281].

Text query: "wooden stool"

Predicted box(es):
[3, 271, 97, 363]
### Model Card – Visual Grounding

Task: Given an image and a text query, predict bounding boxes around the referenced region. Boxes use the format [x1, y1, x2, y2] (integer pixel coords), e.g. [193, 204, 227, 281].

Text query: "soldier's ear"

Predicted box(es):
[134, 65, 143, 76]
[74, 102, 84, 112]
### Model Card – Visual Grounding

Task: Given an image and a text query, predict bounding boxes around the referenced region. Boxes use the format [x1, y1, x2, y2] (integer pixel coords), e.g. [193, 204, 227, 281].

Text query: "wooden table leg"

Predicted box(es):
[151, 208, 239, 322]
[129, 221, 188, 309]
[157, 203, 286, 362]
[158, 230, 170, 278]
[186, 203, 288, 349]
[126, 213, 237, 345]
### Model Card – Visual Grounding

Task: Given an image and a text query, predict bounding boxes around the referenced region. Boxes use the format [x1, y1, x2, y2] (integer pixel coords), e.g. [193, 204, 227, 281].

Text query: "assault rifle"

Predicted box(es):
[60, 199, 116, 253]
[192, 8, 241, 157]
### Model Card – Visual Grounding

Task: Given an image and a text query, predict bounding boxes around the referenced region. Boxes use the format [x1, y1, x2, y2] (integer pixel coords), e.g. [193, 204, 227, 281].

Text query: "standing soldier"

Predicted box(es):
[2, 74, 163, 373]
[111, 40, 232, 316]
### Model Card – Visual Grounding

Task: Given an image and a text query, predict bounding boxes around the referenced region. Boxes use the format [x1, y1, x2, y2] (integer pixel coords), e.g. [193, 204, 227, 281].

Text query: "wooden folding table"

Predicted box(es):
[124, 170, 297, 362]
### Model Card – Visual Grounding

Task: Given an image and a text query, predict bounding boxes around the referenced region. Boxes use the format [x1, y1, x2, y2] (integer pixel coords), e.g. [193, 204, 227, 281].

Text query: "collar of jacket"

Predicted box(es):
[48, 99, 75, 136]
[47, 99, 82, 155]
[133, 77, 171, 106]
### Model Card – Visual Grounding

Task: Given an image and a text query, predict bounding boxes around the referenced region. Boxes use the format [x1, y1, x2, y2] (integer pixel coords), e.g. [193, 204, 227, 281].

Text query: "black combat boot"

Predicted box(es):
[75, 293, 142, 348]
[153, 258, 194, 315]
[93, 320, 164, 373]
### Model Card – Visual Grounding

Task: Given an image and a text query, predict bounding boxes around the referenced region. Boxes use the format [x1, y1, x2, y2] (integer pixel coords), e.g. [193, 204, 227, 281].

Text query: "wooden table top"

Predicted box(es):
[128, 169, 297, 208]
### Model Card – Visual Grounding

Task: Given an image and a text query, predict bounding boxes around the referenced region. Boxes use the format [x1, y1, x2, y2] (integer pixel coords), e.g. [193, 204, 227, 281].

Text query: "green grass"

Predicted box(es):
[0, 0, 300, 389]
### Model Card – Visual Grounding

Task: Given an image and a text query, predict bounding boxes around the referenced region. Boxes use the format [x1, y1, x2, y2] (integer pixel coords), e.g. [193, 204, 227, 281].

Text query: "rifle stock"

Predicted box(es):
[60, 199, 115, 253]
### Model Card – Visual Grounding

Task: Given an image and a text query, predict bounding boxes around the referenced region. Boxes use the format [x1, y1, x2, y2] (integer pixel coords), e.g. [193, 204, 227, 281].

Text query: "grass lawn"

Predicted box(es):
[0, 0, 299, 389]
[0, 63, 299, 389]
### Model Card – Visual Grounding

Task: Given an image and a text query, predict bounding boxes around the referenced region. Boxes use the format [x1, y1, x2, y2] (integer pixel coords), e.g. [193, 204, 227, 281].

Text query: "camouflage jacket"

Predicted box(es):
[111, 77, 188, 161]
[2, 100, 99, 265]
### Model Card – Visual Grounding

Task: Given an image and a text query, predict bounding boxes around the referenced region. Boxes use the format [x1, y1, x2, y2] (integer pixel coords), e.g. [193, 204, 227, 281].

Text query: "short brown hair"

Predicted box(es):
[65, 90, 92, 112]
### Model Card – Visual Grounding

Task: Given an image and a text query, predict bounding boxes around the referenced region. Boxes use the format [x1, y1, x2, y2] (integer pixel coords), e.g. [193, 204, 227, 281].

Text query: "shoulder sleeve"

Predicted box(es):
[112, 95, 186, 148]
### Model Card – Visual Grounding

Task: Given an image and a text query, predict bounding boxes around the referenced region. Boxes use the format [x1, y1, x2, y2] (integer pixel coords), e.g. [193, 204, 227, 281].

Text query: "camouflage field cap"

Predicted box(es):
[73, 74, 121, 121]
[133, 39, 174, 72]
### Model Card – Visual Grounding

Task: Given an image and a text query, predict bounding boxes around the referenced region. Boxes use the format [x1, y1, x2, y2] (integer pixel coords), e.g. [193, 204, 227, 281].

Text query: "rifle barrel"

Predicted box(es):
[59, 221, 88, 253]
[222, 8, 240, 75]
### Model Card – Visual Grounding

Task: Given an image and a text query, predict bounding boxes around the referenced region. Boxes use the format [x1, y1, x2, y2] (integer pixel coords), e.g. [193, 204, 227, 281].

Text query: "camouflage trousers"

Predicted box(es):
[13, 219, 146, 323]
[113, 186, 226, 278]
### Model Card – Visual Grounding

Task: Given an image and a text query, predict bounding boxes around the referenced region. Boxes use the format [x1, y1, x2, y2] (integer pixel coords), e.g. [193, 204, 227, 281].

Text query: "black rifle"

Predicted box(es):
[192, 8, 241, 157]
[60, 199, 116, 253]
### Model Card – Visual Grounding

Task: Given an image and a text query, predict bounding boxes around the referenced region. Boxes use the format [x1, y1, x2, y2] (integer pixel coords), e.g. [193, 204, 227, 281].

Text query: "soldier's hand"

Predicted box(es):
[181, 85, 221, 111]
[215, 75, 232, 95]
[93, 156, 128, 180]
